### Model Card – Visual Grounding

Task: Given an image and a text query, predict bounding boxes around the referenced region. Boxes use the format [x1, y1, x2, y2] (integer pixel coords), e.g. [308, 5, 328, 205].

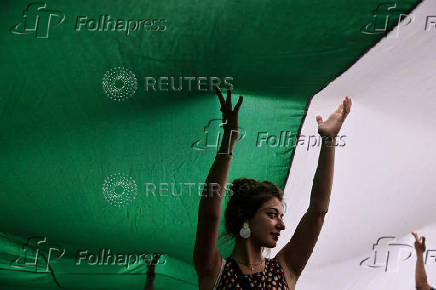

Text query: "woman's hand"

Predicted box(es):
[412, 232, 426, 253]
[316, 97, 352, 138]
[215, 86, 243, 145]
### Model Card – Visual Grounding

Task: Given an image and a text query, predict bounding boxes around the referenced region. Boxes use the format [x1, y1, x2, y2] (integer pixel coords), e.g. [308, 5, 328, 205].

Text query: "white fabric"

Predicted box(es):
[271, 0, 436, 289]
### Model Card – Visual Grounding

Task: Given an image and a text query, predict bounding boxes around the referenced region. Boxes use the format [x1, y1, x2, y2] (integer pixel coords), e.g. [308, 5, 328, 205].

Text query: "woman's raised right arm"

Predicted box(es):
[193, 87, 243, 278]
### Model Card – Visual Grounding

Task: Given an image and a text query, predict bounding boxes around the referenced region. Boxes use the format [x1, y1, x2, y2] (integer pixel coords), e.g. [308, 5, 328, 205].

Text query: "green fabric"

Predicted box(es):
[0, 0, 419, 288]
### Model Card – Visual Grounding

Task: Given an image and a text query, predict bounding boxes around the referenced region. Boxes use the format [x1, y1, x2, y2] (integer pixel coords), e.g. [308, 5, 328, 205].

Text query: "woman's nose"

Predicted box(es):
[277, 219, 285, 230]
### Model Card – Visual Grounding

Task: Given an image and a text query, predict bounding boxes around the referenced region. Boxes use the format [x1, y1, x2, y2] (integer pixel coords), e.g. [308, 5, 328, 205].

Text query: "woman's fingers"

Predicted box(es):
[346, 97, 352, 113]
[316, 115, 323, 125]
[215, 86, 244, 114]
[215, 86, 236, 111]
[412, 232, 426, 250]
[215, 86, 225, 109]
[234, 96, 243, 112]
[343, 98, 349, 118]
[335, 96, 352, 116]
[226, 87, 232, 107]
[340, 96, 352, 121]
[342, 100, 347, 119]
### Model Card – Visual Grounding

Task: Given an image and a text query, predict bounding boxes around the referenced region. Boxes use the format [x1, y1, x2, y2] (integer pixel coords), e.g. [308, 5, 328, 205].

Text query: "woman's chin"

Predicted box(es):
[264, 240, 277, 248]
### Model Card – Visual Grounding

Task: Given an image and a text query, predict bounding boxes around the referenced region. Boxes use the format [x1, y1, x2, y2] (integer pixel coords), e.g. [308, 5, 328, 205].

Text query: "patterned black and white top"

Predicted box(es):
[213, 255, 289, 289]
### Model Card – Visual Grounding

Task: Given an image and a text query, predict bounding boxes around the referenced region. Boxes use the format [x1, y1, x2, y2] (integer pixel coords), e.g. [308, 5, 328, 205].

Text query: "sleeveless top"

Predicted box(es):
[213, 255, 289, 289]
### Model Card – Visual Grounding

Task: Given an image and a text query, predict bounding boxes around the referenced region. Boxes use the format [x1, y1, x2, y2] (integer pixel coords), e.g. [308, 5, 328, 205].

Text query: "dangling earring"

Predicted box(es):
[239, 222, 251, 238]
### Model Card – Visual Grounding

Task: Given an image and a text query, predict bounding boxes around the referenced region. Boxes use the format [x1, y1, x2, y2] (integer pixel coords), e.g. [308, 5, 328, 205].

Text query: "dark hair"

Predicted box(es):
[221, 177, 285, 240]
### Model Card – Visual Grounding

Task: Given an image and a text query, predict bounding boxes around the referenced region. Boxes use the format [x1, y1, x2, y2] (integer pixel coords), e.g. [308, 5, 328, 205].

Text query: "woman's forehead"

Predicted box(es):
[263, 197, 283, 210]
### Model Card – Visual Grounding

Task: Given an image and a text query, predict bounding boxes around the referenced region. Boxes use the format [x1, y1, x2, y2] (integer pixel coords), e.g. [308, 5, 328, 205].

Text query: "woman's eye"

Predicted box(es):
[268, 213, 277, 218]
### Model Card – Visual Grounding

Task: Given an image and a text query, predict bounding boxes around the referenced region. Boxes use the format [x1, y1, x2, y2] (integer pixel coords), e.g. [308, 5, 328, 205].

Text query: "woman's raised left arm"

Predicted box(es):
[276, 97, 352, 278]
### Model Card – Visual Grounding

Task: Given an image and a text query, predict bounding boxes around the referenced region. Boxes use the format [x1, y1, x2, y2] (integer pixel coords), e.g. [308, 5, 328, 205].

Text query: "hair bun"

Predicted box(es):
[230, 178, 258, 197]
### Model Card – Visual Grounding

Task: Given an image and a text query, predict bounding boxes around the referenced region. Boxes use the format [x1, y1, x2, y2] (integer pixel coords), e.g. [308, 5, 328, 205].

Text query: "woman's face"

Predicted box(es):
[249, 197, 285, 248]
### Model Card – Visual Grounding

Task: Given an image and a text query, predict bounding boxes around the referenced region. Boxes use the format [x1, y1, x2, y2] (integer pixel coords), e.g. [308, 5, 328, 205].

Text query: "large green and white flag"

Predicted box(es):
[1, 0, 433, 289]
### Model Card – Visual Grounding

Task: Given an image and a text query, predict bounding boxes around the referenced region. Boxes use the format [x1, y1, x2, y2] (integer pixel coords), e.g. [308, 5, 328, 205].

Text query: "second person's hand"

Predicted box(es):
[412, 232, 426, 252]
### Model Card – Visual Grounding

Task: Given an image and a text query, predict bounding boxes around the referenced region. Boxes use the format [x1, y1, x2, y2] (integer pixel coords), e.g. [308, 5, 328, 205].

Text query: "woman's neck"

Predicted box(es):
[231, 237, 263, 265]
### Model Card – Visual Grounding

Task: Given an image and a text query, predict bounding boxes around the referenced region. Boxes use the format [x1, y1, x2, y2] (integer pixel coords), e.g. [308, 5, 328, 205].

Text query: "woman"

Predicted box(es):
[412, 232, 435, 290]
[193, 87, 352, 289]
